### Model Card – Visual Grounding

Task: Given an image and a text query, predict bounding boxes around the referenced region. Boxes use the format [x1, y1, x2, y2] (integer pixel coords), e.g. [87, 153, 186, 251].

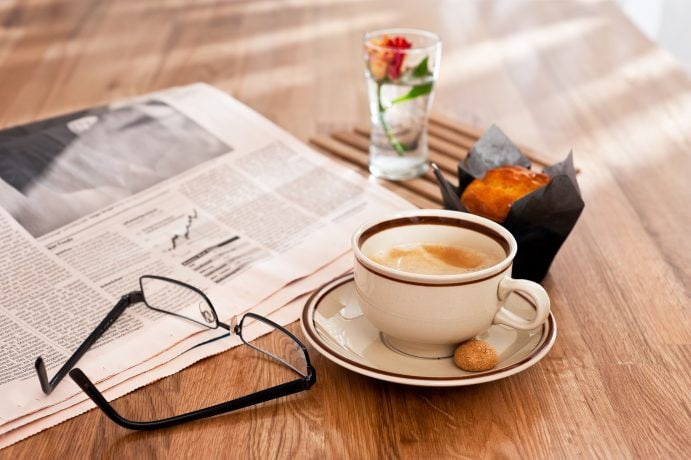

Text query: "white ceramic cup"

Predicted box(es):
[352, 209, 550, 359]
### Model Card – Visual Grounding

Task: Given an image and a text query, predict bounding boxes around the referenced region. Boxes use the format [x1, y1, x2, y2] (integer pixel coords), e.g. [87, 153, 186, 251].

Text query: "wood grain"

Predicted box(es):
[1, 0, 690, 458]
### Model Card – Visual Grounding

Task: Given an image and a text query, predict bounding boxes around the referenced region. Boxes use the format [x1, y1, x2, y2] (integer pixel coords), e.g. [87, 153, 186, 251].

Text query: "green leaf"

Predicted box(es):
[390, 82, 434, 105]
[412, 57, 430, 78]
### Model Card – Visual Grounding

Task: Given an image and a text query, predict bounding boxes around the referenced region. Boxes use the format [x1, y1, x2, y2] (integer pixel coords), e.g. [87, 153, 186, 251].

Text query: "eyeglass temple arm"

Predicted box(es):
[69, 366, 315, 431]
[35, 291, 144, 395]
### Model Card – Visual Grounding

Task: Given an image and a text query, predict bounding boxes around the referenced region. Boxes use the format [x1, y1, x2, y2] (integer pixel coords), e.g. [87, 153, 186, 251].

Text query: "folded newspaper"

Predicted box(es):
[0, 83, 415, 447]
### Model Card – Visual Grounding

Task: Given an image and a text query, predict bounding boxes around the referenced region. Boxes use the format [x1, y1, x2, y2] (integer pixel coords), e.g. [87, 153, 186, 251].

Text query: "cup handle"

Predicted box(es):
[492, 277, 550, 330]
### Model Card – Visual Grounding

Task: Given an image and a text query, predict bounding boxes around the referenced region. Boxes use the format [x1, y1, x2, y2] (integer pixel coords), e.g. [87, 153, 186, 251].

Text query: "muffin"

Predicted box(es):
[460, 165, 551, 223]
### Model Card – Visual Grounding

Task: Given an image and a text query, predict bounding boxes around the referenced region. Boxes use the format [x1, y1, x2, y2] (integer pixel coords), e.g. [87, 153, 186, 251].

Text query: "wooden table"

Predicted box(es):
[1, 0, 689, 458]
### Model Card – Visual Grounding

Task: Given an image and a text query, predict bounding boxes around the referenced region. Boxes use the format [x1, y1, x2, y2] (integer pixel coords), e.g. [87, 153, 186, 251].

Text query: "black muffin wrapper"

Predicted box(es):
[433, 125, 585, 282]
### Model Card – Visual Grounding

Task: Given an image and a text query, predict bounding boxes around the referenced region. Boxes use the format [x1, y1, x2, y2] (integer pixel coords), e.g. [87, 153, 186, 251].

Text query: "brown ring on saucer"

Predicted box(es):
[302, 274, 556, 382]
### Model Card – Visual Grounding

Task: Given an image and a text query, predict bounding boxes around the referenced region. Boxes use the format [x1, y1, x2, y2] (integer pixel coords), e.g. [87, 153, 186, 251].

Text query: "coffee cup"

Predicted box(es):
[352, 209, 550, 358]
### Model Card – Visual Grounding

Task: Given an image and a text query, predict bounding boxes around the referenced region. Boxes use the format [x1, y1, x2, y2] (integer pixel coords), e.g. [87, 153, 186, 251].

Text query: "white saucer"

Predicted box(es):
[300, 273, 557, 387]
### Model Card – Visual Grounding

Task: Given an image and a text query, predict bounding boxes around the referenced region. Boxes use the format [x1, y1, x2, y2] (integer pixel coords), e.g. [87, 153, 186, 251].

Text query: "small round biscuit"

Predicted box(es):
[453, 339, 499, 372]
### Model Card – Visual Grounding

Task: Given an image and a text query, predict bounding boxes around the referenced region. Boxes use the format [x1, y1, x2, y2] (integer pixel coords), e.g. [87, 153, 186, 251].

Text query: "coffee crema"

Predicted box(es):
[370, 243, 501, 275]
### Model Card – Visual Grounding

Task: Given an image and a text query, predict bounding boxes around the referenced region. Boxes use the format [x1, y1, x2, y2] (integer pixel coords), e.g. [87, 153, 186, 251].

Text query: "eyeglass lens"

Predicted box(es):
[98, 313, 309, 423]
[238, 315, 309, 378]
[140, 276, 218, 329]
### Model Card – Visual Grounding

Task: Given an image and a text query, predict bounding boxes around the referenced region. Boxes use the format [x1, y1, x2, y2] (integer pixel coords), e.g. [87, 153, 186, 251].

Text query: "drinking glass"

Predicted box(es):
[364, 28, 441, 181]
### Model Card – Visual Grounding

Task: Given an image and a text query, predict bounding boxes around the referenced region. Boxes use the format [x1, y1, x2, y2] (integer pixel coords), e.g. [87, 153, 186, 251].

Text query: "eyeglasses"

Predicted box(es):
[35, 275, 316, 430]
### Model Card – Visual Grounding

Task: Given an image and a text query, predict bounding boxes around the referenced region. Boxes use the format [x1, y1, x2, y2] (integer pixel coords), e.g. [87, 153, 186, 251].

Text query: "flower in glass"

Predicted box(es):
[365, 35, 435, 156]
[367, 35, 412, 80]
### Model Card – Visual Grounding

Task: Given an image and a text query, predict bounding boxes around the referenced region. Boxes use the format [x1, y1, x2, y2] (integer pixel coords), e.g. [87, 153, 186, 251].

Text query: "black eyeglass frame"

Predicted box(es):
[35, 275, 222, 395]
[69, 312, 315, 431]
[34, 275, 316, 430]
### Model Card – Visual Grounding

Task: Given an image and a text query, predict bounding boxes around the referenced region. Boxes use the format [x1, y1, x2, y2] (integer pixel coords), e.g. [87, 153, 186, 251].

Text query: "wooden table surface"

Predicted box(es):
[1, 0, 689, 458]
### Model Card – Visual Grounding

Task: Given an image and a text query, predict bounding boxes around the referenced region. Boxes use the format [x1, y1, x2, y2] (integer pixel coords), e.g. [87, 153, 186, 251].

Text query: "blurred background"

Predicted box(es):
[616, 0, 691, 74]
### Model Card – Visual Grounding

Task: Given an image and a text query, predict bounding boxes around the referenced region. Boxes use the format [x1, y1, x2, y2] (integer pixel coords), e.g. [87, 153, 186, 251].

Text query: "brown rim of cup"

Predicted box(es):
[354, 214, 514, 285]
[358, 215, 510, 251]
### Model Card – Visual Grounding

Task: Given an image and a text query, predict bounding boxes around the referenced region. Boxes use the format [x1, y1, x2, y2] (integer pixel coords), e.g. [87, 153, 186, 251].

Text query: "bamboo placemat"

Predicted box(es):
[309, 113, 566, 209]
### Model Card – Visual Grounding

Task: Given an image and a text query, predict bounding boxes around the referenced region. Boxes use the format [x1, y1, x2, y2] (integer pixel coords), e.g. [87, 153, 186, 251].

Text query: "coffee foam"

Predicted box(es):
[370, 243, 501, 275]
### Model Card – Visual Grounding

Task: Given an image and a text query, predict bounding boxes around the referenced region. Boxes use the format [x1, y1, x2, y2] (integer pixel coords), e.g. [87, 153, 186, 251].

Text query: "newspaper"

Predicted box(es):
[0, 83, 414, 447]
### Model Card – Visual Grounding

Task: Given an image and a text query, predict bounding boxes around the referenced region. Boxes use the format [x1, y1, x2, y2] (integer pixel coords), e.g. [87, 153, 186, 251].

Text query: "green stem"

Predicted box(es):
[376, 82, 408, 156]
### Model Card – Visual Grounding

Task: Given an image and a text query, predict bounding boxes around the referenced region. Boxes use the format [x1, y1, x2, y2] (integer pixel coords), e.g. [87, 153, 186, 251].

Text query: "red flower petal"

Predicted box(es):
[384, 36, 412, 79]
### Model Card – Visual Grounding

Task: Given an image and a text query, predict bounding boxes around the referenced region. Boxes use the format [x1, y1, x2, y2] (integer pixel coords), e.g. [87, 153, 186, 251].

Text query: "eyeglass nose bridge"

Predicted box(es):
[230, 315, 241, 335]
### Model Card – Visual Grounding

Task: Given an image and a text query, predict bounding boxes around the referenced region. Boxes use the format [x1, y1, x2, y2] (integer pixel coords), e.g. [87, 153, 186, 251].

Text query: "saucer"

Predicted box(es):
[300, 273, 557, 387]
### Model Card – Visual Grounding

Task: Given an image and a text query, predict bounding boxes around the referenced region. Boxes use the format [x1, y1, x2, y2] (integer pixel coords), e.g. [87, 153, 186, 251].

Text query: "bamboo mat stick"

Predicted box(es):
[336, 129, 457, 176]
[355, 124, 469, 163]
[356, 122, 474, 155]
[427, 136, 469, 160]
[347, 115, 579, 172]
[310, 114, 580, 210]
[332, 131, 369, 152]
[309, 135, 442, 208]
[313, 134, 443, 200]
[427, 122, 478, 150]
[353, 125, 370, 139]
[428, 113, 556, 169]
[426, 151, 458, 175]
[309, 135, 368, 168]
[400, 176, 444, 204]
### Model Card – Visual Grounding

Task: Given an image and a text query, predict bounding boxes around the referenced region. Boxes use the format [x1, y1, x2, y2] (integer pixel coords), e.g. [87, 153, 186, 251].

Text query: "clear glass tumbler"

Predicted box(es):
[364, 29, 441, 181]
